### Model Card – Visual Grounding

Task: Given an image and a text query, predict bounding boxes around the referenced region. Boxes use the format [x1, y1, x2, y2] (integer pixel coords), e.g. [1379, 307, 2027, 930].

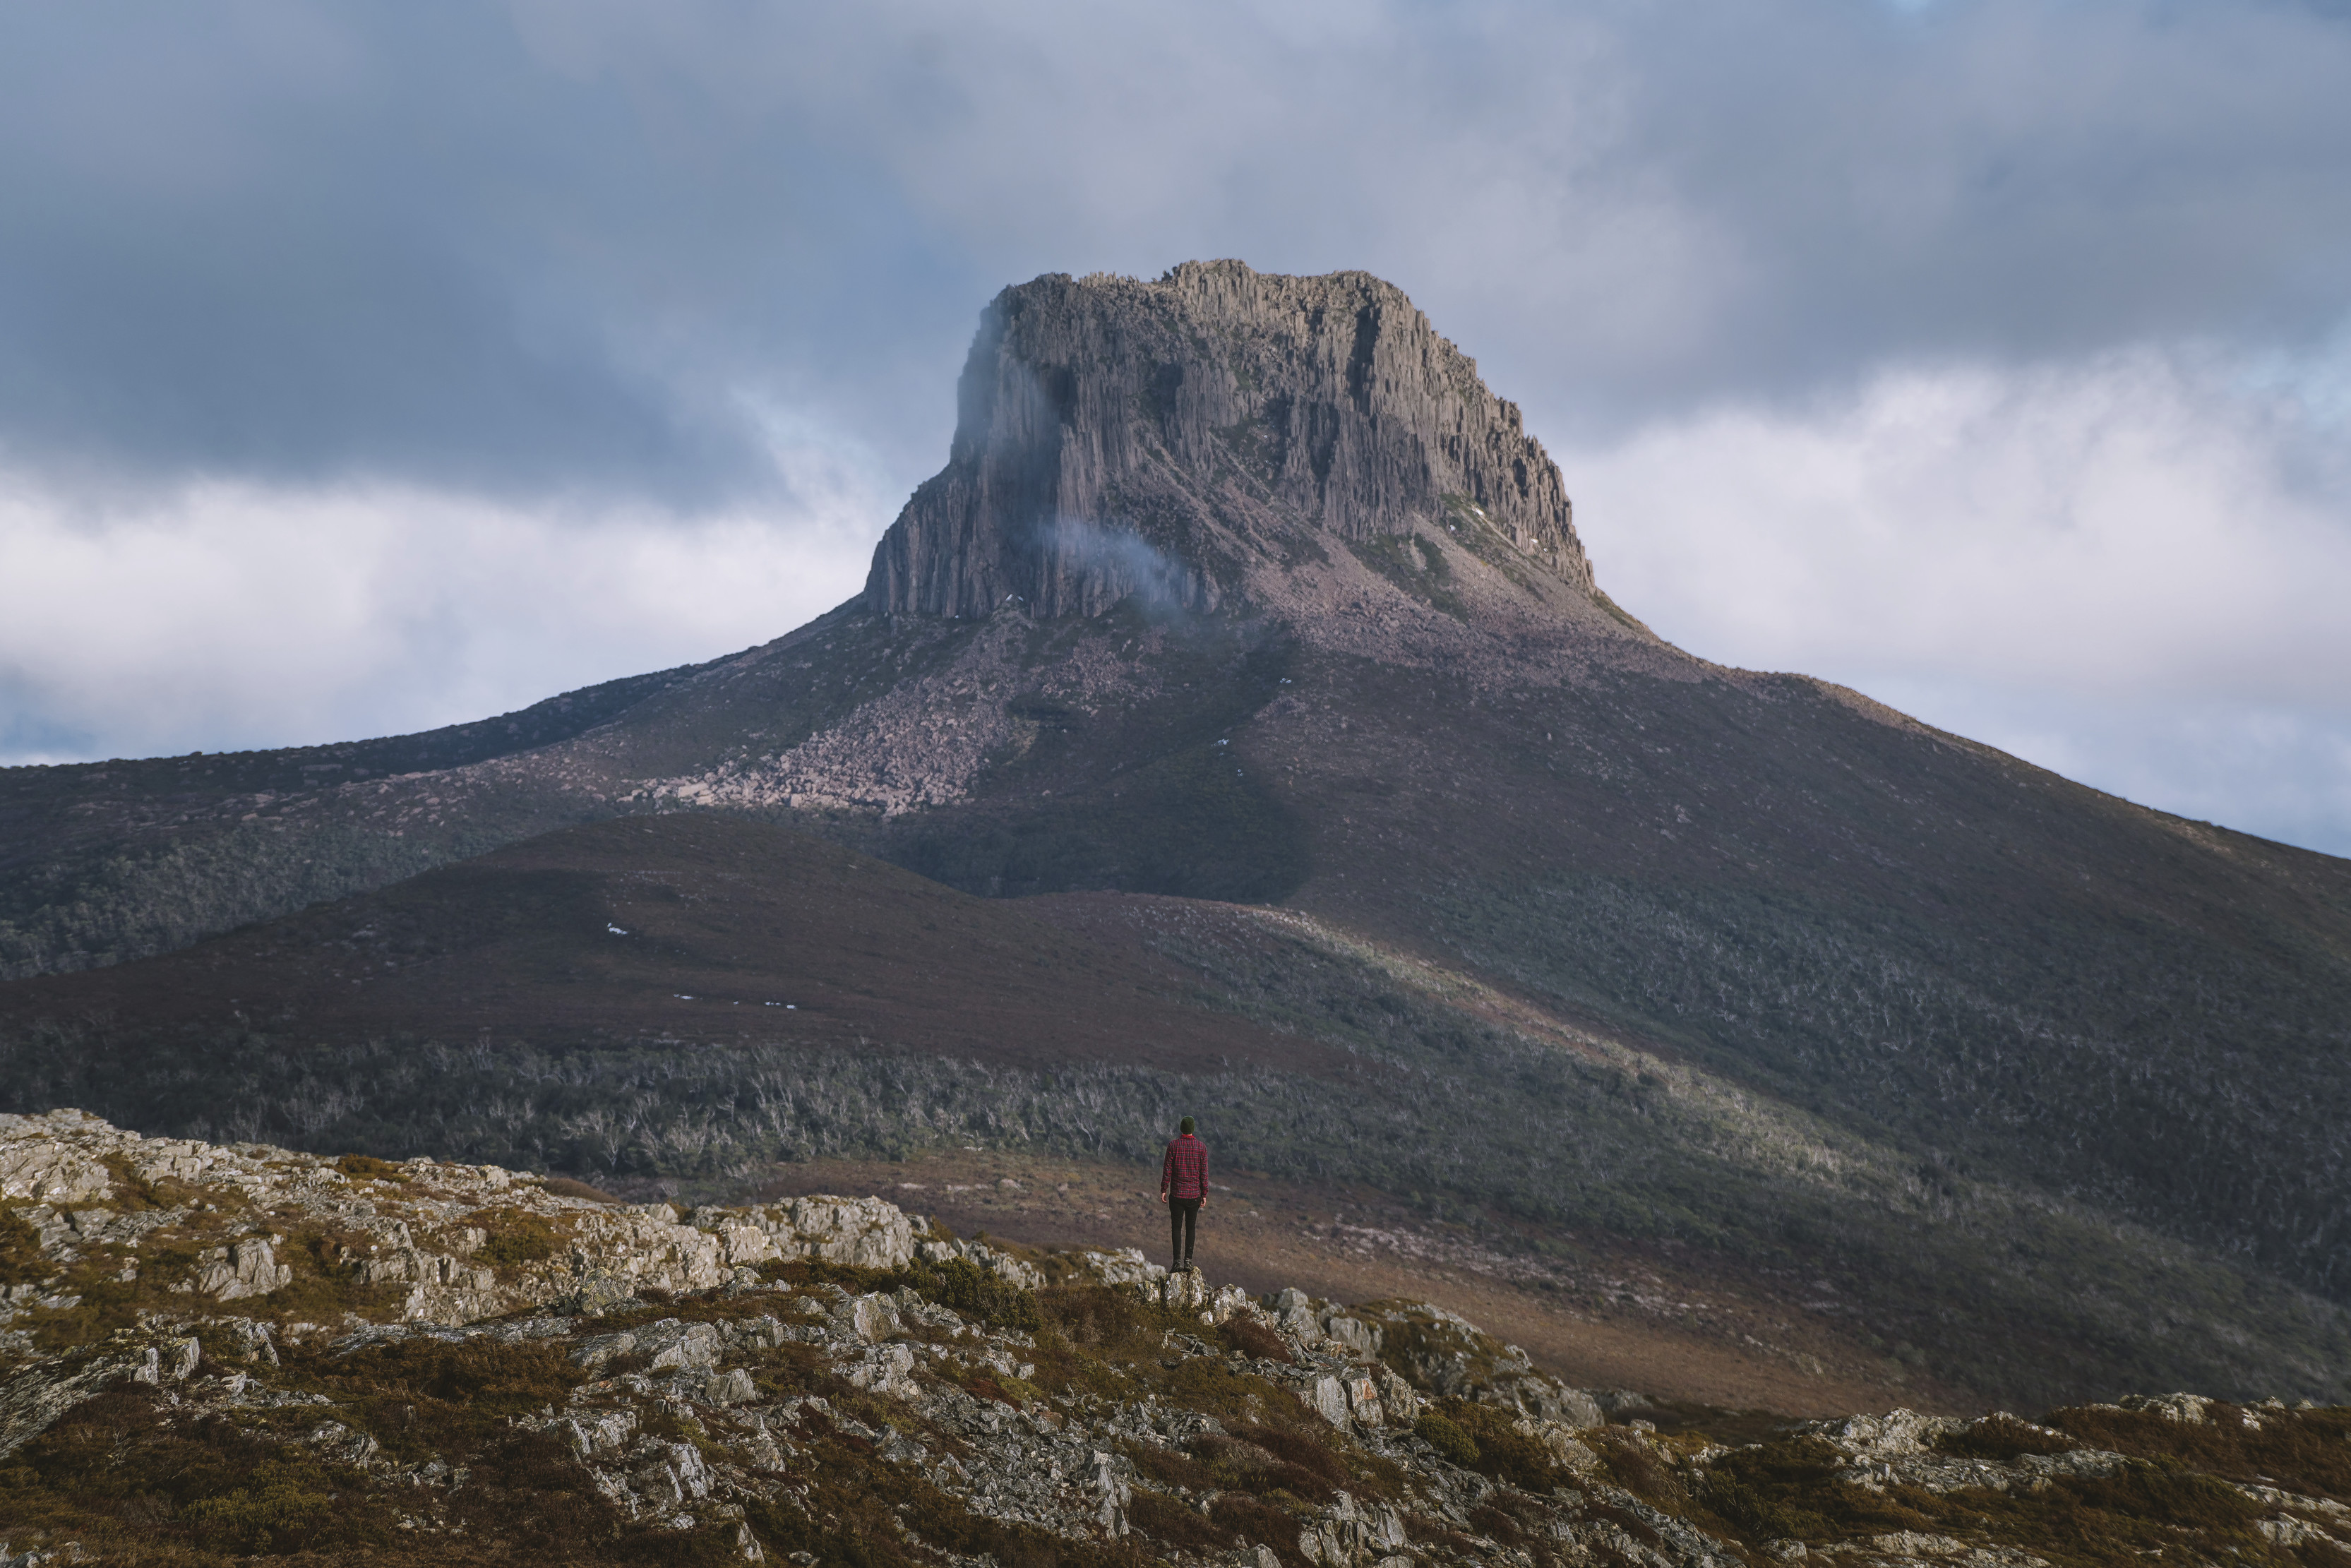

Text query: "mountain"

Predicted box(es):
[8, 1111, 2351, 1568]
[4, 261, 2351, 1412]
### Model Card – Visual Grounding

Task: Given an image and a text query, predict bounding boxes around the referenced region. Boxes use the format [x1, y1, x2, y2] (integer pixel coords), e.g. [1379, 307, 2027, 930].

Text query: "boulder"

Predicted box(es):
[843, 1293, 903, 1343]
[192, 1236, 292, 1300]
[1322, 1314, 1382, 1358]
[1300, 1375, 1351, 1428]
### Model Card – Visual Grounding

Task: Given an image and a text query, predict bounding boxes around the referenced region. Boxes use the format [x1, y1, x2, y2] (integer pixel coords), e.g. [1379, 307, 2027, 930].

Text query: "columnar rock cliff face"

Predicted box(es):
[864, 261, 1593, 619]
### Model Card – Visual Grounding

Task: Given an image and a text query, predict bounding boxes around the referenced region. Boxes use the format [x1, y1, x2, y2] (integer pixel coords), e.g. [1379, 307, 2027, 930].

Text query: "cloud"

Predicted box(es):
[1561, 349, 2351, 851]
[1037, 517, 1211, 617]
[0, 417, 888, 763]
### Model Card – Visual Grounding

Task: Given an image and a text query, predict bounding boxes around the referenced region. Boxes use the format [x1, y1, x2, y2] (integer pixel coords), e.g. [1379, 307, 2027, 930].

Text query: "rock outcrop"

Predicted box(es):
[865, 260, 1594, 619]
[4, 1114, 2349, 1568]
[0, 1109, 938, 1340]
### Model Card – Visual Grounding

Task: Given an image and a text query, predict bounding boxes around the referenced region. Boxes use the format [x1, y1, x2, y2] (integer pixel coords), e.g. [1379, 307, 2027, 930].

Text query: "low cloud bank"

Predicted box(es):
[0, 419, 891, 762]
[1565, 349, 2351, 855]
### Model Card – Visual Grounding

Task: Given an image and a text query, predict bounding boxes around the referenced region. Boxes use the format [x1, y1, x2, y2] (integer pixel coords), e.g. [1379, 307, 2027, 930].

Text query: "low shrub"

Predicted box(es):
[1437, 1399, 1566, 1492]
[1209, 1491, 1312, 1567]
[1041, 1284, 1147, 1348]
[1218, 1315, 1292, 1363]
[1415, 1411, 1478, 1467]
[335, 1154, 409, 1184]
[1701, 1436, 1937, 1545]
[297, 1337, 585, 1460]
[1125, 1489, 1228, 1555]
[920, 1257, 1041, 1331]
[182, 1463, 338, 1554]
[1125, 1438, 1217, 1492]
[462, 1206, 567, 1267]
[1935, 1415, 2077, 1462]
[0, 1200, 45, 1286]
[542, 1175, 621, 1202]
[2047, 1403, 2351, 1498]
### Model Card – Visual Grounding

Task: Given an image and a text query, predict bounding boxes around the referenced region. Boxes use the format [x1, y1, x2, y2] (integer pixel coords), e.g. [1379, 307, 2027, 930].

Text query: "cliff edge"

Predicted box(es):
[865, 260, 1594, 620]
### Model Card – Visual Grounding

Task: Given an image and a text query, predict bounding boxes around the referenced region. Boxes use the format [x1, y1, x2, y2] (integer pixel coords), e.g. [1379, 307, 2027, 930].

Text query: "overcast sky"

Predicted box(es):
[4, 1, 2348, 855]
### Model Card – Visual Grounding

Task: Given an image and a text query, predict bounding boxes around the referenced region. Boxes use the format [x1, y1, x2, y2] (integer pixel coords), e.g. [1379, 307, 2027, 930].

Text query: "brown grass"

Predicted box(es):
[2048, 1403, 2351, 1498]
[1217, 1314, 1292, 1363]
[542, 1175, 622, 1203]
[0, 1199, 44, 1286]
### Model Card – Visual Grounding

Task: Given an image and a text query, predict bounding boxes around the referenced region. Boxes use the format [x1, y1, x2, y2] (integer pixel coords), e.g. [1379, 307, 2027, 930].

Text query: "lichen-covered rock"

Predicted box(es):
[1360, 1297, 1605, 1429]
[1070, 1245, 1162, 1287]
[0, 1111, 931, 1339]
[1322, 1312, 1382, 1358]
[1817, 1408, 1963, 1459]
[0, 1113, 114, 1207]
[2113, 1392, 2218, 1425]
[188, 1235, 292, 1300]
[1296, 1490, 1410, 1568]
[916, 1234, 1043, 1289]
[1300, 1374, 1351, 1428]
[5, 1113, 2340, 1568]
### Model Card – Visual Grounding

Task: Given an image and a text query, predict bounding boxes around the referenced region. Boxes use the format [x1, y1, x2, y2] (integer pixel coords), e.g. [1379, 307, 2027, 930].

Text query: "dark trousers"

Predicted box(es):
[1168, 1198, 1200, 1264]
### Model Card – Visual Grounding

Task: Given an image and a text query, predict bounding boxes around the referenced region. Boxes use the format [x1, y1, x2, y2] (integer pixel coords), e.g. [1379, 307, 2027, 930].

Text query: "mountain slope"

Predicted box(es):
[5, 813, 2347, 1413]
[0, 812, 1346, 1075]
[2, 261, 2348, 1392]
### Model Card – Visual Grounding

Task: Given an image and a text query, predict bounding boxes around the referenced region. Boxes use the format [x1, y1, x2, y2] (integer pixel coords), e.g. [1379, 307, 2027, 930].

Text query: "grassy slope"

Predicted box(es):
[1241, 652, 2351, 1305]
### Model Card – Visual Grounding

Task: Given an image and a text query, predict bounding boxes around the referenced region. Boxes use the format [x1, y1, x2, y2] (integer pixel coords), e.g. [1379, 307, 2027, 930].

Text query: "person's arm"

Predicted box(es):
[1199, 1143, 1208, 1206]
[1160, 1143, 1171, 1202]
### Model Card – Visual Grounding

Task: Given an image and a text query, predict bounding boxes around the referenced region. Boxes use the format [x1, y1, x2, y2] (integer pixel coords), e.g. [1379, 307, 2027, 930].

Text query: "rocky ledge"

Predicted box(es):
[4, 1112, 2347, 1568]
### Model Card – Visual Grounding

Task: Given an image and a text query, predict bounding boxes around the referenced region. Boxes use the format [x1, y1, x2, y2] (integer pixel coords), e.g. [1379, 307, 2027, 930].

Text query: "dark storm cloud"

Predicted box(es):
[1561, 1, 2351, 407]
[0, 3, 980, 499]
[8, 1, 2351, 488]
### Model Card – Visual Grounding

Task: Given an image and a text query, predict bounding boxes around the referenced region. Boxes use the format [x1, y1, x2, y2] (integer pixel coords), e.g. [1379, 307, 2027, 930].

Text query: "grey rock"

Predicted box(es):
[708, 1367, 758, 1406]
[645, 1321, 724, 1371]
[1810, 1409, 1963, 1459]
[0, 1346, 145, 1459]
[1301, 1374, 1352, 1428]
[194, 1235, 292, 1300]
[2113, 1392, 2217, 1425]
[1322, 1314, 1382, 1358]
[919, 1236, 1045, 1290]
[1377, 1369, 1420, 1424]
[841, 1293, 902, 1343]
[866, 261, 1592, 621]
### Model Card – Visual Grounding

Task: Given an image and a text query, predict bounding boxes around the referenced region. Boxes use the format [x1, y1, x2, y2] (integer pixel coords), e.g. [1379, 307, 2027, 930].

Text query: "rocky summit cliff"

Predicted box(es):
[10, 1112, 2351, 1568]
[866, 262, 1591, 621]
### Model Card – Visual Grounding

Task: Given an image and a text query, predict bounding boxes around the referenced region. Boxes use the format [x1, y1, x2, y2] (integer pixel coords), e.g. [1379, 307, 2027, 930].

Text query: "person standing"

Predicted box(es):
[1159, 1116, 1208, 1273]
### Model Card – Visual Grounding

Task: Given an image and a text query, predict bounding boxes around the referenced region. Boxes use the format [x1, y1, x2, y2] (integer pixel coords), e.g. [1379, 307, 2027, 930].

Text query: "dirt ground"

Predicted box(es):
[734, 1145, 1975, 1422]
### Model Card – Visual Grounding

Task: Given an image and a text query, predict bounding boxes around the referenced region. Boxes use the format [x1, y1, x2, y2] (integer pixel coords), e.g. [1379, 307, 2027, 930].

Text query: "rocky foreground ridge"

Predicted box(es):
[5, 1113, 2350, 1568]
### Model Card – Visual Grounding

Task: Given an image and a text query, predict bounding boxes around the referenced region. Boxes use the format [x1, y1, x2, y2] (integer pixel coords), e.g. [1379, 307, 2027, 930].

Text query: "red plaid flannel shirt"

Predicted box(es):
[1161, 1134, 1208, 1200]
